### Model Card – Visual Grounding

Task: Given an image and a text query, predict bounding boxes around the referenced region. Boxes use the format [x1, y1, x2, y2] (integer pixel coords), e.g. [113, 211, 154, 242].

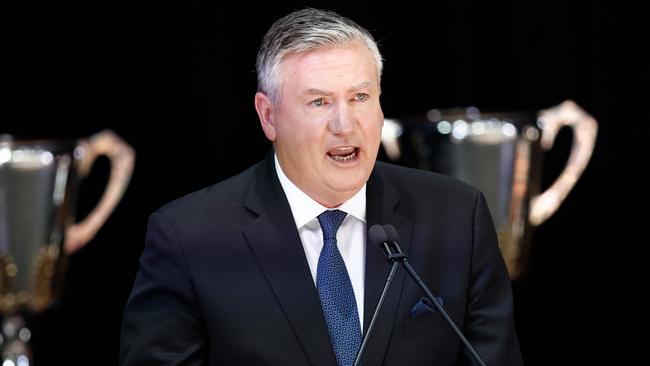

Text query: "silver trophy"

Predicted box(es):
[0, 130, 135, 364]
[381, 100, 597, 279]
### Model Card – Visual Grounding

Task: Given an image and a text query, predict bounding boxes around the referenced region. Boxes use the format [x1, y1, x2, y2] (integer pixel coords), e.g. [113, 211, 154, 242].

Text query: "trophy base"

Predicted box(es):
[1, 315, 32, 365]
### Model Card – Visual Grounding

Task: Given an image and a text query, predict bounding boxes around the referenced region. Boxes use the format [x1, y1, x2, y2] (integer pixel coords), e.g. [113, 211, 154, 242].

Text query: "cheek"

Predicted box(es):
[291, 116, 328, 145]
[278, 120, 321, 154]
[362, 113, 384, 142]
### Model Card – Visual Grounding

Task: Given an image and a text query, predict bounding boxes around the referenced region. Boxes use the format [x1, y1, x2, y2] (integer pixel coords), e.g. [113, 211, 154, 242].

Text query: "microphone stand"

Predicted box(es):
[352, 239, 405, 366]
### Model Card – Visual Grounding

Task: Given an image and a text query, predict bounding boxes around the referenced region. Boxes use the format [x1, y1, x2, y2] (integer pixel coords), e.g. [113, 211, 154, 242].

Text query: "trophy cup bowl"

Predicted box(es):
[0, 130, 134, 364]
[380, 100, 597, 280]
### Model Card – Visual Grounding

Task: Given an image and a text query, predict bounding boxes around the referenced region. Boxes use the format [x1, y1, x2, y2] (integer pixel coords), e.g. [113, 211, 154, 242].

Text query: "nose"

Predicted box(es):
[328, 101, 355, 135]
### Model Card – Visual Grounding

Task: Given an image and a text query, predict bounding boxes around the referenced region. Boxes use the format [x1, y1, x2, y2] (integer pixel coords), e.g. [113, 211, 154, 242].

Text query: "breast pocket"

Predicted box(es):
[400, 297, 464, 339]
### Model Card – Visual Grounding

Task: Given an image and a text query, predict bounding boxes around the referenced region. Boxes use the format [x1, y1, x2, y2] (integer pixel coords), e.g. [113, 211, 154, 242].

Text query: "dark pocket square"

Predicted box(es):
[410, 296, 444, 318]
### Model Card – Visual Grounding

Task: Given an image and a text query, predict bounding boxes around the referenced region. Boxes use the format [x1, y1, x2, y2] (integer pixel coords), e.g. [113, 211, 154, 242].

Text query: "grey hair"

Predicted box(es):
[256, 8, 383, 103]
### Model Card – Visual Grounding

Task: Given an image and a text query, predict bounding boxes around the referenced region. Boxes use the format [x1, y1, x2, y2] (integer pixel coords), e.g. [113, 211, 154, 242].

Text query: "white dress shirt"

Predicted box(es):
[274, 154, 366, 327]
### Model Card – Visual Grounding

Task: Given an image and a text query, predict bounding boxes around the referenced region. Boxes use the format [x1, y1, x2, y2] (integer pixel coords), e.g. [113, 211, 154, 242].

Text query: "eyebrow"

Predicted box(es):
[302, 81, 373, 96]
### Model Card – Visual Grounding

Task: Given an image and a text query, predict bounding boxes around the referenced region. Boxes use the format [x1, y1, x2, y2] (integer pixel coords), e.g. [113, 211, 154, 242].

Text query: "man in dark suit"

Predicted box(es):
[120, 8, 523, 366]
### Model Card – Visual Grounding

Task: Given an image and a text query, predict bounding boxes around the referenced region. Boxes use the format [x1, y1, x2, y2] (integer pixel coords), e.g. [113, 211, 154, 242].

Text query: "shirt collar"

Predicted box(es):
[274, 154, 366, 229]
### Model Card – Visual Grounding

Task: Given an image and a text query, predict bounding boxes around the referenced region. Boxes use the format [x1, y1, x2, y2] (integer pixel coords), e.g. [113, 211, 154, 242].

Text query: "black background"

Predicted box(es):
[3, 1, 647, 365]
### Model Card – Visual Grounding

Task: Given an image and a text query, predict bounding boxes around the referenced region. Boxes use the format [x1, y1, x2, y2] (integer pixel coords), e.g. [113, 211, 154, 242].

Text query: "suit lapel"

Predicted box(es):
[363, 166, 412, 366]
[242, 154, 337, 366]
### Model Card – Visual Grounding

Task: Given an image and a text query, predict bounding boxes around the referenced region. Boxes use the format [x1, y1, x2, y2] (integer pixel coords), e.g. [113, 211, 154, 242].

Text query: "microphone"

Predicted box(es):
[352, 225, 401, 366]
[383, 224, 487, 366]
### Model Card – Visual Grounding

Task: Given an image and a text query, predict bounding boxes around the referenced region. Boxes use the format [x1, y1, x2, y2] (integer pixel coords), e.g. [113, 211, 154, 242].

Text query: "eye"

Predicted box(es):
[353, 93, 369, 102]
[310, 98, 325, 107]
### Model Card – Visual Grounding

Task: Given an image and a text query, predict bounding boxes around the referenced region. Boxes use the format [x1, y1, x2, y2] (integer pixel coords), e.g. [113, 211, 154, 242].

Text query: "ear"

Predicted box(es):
[254, 92, 276, 141]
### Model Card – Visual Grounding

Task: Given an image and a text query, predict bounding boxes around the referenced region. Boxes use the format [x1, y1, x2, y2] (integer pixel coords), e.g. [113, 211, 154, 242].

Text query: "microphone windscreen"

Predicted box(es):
[368, 225, 388, 247]
[383, 225, 400, 242]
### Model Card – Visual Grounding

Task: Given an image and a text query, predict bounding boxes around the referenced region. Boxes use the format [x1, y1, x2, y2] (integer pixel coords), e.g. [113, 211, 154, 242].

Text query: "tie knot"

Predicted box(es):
[318, 209, 347, 241]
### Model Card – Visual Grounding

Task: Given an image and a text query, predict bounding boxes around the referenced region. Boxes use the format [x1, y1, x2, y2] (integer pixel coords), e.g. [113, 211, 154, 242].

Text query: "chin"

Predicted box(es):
[328, 173, 366, 194]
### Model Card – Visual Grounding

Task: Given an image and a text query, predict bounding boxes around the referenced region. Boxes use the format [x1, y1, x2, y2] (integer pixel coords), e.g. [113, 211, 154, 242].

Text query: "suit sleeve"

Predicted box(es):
[120, 211, 206, 365]
[458, 192, 523, 366]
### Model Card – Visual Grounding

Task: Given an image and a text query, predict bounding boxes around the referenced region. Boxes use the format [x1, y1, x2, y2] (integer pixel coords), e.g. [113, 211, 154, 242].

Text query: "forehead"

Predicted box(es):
[278, 42, 379, 91]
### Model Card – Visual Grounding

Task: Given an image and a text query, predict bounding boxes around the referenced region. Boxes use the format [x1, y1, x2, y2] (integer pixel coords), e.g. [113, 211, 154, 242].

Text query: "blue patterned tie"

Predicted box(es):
[317, 210, 362, 366]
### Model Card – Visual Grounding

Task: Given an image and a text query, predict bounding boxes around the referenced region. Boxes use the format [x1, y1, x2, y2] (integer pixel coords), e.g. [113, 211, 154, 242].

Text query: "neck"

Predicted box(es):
[314, 193, 351, 209]
[274, 154, 361, 209]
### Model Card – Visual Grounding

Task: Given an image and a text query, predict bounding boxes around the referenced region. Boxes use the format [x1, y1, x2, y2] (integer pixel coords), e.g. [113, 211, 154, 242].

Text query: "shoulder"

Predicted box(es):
[154, 161, 260, 223]
[374, 160, 479, 201]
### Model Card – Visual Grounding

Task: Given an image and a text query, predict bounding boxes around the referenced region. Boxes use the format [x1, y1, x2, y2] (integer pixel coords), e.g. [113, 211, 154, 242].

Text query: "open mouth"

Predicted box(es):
[327, 146, 359, 162]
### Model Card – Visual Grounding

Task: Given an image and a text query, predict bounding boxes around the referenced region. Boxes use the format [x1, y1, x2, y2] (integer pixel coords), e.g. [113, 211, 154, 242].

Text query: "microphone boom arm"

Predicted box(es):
[386, 228, 487, 366]
[352, 261, 398, 366]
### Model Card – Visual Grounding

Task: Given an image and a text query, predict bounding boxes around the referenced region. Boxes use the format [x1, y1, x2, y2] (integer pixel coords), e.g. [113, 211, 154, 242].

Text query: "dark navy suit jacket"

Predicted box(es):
[120, 153, 523, 365]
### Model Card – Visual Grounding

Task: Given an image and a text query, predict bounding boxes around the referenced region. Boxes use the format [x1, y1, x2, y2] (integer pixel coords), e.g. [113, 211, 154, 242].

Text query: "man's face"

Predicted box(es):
[256, 42, 384, 207]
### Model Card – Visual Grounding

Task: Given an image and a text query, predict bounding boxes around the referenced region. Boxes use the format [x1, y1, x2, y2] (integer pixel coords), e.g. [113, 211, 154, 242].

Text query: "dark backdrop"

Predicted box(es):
[3, 1, 646, 365]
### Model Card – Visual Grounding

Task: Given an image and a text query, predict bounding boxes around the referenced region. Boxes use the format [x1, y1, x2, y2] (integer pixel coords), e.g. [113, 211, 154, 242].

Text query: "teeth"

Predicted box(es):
[331, 151, 356, 162]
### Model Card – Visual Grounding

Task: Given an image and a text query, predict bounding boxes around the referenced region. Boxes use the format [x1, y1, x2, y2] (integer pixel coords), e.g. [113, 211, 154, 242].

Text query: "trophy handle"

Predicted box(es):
[528, 100, 598, 226]
[64, 130, 135, 253]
